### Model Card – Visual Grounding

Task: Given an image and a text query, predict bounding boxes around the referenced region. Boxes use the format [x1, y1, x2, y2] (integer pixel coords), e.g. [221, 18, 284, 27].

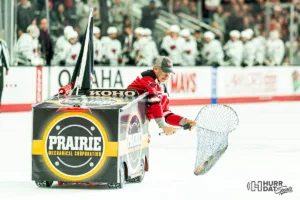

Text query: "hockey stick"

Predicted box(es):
[158, 124, 192, 136]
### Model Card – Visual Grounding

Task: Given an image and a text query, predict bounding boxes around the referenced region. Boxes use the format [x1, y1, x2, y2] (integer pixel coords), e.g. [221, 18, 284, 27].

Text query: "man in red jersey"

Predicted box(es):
[127, 56, 196, 135]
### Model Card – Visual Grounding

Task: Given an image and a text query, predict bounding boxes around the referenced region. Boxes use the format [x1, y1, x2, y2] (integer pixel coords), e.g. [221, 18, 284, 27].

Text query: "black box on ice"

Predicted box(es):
[32, 89, 149, 189]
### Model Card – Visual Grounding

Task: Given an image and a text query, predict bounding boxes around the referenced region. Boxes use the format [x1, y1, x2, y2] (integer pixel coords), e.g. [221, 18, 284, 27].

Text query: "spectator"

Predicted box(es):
[109, 0, 128, 33]
[181, 0, 191, 15]
[56, 3, 71, 36]
[86, 0, 101, 27]
[189, 1, 198, 18]
[192, 30, 203, 65]
[193, 29, 202, 48]
[140, 0, 160, 34]
[74, 0, 99, 36]
[225, 4, 244, 40]
[212, 6, 228, 35]
[17, 0, 35, 33]
[58, 0, 77, 27]
[253, 14, 264, 36]
[38, 1, 60, 39]
[76, 0, 90, 36]
[92, 2, 101, 28]
[173, 0, 182, 14]
[243, 15, 253, 30]
[121, 25, 135, 65]
[39, 1, 58, 27]
[38, 18, 54, 66]
[252, 0, 265, 16]
[204, 0, 221, 23]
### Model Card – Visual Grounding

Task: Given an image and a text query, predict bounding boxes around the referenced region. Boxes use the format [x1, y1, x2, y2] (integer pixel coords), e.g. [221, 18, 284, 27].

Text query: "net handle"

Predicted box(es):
[159, 104, 239, 136]
[158, 124, 192, 136]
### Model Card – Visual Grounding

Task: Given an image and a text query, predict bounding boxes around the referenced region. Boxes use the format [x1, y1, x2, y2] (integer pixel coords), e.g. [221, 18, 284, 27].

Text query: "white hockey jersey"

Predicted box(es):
[93, 36, 104, 63]
[181, 37, 198, 66]
[201, 39, 224, 65]
[265, 39, 285, 66]
[242, 40, 256, 67]
[104, 38, 121, 66]
[136, 37, 159, 66]
[130, 38, 141, 62]
[223, 40, 243, 66]
[52, 36, 72, 65]
[65, 42, 81, 66]
[15, 33, 43, 66]
[160, 36, 183, 65]
[252, 36, 266, 65]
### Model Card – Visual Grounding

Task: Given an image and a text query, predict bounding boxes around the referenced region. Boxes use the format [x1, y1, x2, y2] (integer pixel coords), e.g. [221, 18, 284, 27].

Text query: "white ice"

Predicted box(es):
[0, 102, 299, 200]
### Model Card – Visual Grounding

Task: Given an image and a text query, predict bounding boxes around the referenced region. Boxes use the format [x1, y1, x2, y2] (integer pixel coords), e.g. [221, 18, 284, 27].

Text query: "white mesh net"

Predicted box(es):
[194, 104, 239, 175]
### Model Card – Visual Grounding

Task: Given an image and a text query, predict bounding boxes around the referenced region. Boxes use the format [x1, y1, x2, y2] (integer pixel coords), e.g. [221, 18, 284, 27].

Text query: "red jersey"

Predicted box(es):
[127, 70, 183, 127]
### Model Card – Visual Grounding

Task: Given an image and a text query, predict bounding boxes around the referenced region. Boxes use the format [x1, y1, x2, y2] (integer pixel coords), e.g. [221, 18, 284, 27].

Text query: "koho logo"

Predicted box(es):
[88, 89, 137, 97]
[43, 113, 107, 180]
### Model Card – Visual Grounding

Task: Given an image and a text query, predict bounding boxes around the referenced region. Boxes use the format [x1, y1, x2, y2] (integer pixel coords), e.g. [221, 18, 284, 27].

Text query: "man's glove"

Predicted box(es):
[180, 118, 197, 131]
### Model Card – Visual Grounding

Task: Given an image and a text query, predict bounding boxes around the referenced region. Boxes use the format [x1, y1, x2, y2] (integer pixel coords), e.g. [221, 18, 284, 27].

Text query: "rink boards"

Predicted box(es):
[2, 66, 300, 112]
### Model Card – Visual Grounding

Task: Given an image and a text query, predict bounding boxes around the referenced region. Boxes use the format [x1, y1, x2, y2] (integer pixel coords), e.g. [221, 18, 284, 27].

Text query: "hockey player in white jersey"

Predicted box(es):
[251, 30, 266, 66]
[93, 27, 103, 64]
[265, 30, 285, 66]
[223, 30, 243, 67]
[160, 25, 183, 66]
[29, 25, 41, 61]
[136, 28, 159, 66]
[15, 24, 43, 66]
[52, 26, 74, 65]
[180, 28, 197, 66]
[201, 31, 224, 66]
[129, 27, 144, 64]
[65, 31, 81, 66]
[104, 27, 121, 66]
[135, 28, 148, 66]
[241, 29, 256, 67]
[244, 29, 265, 66]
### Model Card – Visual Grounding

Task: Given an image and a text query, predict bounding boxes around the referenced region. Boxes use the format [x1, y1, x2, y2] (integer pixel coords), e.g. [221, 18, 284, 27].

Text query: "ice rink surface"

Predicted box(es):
[0, 102, 299, 200]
